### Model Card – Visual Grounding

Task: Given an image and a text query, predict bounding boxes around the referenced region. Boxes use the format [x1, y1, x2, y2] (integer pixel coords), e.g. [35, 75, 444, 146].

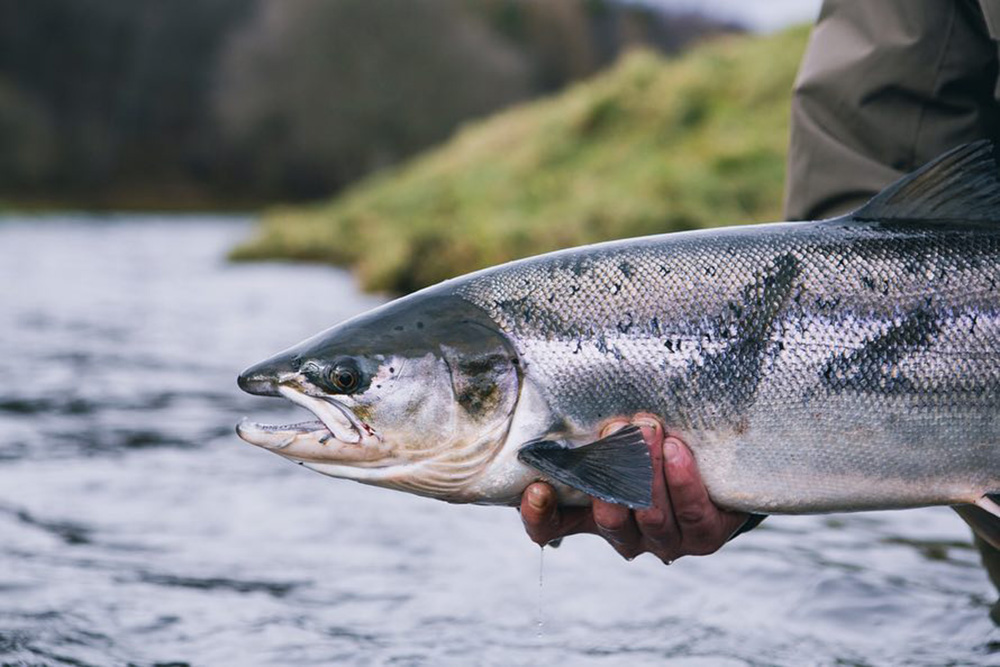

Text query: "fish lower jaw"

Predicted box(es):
[236, 418, 329, 450]
[236, 417, 393, 464]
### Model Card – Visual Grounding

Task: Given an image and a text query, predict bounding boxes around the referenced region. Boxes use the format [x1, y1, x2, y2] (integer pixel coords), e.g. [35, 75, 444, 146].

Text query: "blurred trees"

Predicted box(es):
[212, 0, 532, 199]
[0, 0, 254, 203]
[0, 0, 738, 208]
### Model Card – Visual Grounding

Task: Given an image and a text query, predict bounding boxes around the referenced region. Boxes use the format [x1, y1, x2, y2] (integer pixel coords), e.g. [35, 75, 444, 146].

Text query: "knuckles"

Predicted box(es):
[593, 505, 632, 534]
[635, 508, 669, 533]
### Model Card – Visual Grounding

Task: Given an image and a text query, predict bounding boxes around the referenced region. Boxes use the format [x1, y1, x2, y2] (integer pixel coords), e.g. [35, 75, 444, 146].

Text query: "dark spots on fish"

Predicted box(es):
[618, 260, 633, 279]
[813, 296, 841, 311]
[574, 339, 583, 354]
[649, 316, 661, 335]
[416, 321, 424, 329]
[616, 313, 633, 334]
[659, 264, 671, 276]
[394, 326, 404, 332]
[704, 266, 717, 277]
[570, 284, 580, 295]
[663, 339, 674, 352]
[389, 367, 395, 373]
[376, 384, 381, 389]
[821, 308, 938, 395]
[970, 313, 978, 334]
[611, 282, 621, 295]
[861, 275, 876, 291]
[689, 253, 801, 419]
[494, 295, 536, 325]
[548, 293, 556, 303]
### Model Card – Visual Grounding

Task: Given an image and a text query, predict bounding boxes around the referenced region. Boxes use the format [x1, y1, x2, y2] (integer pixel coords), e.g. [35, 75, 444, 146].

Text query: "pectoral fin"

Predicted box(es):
[517, 425, 652, 509]
[953, 494, 1000, 551]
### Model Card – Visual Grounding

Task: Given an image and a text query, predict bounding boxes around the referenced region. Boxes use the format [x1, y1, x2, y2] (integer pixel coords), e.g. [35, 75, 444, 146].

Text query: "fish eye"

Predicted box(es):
[330, 366, 359, 392]
[301, 358, 364, 394]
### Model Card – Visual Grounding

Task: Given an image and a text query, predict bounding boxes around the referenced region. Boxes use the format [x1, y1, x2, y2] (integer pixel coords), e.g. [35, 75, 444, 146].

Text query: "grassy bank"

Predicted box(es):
[232, 25, 809, 294]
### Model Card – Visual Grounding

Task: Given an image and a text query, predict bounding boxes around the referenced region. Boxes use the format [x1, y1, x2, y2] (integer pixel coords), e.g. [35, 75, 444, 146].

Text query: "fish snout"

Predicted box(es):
[237, 369, 280, 396]
[238, 355, 298, 396]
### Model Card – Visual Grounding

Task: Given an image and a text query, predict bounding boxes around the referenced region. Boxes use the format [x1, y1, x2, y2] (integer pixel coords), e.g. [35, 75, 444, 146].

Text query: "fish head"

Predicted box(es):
[236, 291, 522, 501]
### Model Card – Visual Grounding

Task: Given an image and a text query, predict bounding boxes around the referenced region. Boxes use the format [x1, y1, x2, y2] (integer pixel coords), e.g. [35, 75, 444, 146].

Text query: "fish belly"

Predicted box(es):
[458, 220, 1000, 514]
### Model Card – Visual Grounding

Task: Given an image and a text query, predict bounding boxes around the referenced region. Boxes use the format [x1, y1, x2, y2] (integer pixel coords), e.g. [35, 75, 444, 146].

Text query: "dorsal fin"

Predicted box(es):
[851, 140, 1000, 224]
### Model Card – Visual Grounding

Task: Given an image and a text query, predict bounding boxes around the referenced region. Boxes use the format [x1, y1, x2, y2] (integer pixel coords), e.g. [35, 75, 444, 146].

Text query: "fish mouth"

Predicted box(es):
[277, 385, 364, 444]
[237, 385, 387, 463]
[236, 418, 330, 451]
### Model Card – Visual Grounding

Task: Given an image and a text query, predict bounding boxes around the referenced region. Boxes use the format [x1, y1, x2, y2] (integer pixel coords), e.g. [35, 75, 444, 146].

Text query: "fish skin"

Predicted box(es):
[238, 142, 1000, 514]
[452, 218, 1000, 513]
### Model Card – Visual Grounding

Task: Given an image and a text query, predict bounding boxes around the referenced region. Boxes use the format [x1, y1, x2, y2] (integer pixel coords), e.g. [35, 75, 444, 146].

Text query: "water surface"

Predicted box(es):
[0, 215, 997, 666]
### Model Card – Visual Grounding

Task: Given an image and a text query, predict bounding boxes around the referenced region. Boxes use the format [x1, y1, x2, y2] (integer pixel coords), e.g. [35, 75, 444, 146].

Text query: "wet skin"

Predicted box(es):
[519, 414, 749, 563]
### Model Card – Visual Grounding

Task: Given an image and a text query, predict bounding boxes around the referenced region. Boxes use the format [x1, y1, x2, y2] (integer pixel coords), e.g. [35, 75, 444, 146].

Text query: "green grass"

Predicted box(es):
[231, 25, 810, 294]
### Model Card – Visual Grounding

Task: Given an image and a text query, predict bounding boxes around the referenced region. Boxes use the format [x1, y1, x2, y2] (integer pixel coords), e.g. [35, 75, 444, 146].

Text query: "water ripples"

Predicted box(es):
[0, 215, 996, 665]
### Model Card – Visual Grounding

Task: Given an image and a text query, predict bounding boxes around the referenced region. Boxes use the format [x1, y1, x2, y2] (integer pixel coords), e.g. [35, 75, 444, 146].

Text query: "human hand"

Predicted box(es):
[519, 415, 750, 563]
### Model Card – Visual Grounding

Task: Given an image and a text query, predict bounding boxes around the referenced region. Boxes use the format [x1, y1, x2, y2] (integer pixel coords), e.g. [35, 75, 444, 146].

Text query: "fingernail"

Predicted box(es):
[663, 439, 680, 462]
[527, 485, 548, 512]
[632, 417, 660, 432]
[601, 421, 628, 438]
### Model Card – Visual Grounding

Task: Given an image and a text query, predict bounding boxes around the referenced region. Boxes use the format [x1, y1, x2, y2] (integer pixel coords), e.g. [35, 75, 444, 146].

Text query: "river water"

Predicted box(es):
[1, 215, 997, 666]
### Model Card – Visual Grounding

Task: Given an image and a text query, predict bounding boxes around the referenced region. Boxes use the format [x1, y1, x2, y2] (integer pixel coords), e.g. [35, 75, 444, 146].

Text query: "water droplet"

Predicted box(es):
[536, 545, 545, 639]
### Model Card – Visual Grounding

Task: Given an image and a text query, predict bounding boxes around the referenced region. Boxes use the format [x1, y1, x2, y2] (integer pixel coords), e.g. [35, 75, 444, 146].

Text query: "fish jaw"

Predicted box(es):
[277, 385, 364, 445]
[236, 417, 396, 465]
[236, 418, 327, 453]
[236, 385, 395, 465]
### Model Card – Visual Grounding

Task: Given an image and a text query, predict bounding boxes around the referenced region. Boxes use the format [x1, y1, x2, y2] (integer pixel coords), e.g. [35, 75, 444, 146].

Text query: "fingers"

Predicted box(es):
[632, 417, 679, 560]
[519, 483, 558, 545]
[663, 437, 748, 555]
[519, 482, 596, 546]
[592, 498, 641, 559]
[518, 415, 750, 564]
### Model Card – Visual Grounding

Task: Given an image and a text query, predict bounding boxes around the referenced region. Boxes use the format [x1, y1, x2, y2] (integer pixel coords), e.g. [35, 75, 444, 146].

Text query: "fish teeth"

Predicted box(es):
[278, 386, 361, 444]
[236, 418, 320, 450]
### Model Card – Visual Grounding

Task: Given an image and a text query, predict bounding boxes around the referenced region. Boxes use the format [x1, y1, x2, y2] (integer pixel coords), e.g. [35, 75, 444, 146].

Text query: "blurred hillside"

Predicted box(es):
[232, 26, 810, 294]
[0, 0, 736, 209]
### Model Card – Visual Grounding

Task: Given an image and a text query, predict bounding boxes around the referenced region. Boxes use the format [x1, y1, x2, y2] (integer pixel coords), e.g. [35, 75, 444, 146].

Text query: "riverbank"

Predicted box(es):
[231, 25, 808, 294]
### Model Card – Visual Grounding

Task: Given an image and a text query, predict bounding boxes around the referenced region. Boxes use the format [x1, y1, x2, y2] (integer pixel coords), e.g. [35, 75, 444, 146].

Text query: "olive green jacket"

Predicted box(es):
[784, 0, 1000, 220]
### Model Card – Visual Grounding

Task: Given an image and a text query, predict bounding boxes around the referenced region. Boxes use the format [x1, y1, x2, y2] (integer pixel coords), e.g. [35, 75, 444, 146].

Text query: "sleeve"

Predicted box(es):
[783, 0, 1000, 221]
